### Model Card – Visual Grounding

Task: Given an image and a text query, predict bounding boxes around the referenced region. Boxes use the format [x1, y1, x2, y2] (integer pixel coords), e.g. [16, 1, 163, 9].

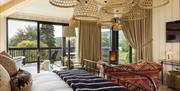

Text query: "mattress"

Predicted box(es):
[31, 72, 73, 91]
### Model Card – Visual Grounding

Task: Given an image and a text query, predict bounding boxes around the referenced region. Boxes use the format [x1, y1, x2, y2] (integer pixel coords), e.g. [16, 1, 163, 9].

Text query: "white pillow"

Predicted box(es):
[0, 64, 11, 91]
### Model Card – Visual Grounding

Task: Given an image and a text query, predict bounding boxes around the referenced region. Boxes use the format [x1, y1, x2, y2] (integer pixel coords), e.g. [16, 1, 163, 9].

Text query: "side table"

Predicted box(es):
[160, 60, 180, 84]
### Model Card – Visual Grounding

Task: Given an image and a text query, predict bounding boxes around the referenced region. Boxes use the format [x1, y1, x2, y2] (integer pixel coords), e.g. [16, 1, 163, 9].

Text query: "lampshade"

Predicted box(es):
[103, 6, 131, 15]
[63, 26, 76, 37]
[138, 0, 169, 9]
[95, 0, 133, 7]
[73, 0, 99, 21]
[102, 0, 137, 15]
[69, 18, 79, 28]
[112, 17, 122, 31]
[121, 5, 146, 21]
[113, 23, 122, 31]
[95, 0, 109, 6]
[49, 0, 78, 8]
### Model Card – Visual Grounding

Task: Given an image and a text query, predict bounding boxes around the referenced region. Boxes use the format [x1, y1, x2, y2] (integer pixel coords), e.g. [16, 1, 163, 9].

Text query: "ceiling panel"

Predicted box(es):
[0, 0, 11, 5]
[14, 0, 74, 19]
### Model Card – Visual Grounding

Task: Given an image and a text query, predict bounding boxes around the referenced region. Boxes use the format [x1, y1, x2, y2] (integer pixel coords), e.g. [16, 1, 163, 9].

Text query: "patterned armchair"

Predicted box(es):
[104, 62, 162, 91]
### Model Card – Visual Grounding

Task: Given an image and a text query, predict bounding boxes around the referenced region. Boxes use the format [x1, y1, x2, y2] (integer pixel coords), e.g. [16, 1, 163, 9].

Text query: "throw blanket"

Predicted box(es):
[53, 69, 128, 91]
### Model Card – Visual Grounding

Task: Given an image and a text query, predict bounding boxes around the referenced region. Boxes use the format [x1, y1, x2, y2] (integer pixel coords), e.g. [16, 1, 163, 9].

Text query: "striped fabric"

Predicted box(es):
[53, 69, 128, 91]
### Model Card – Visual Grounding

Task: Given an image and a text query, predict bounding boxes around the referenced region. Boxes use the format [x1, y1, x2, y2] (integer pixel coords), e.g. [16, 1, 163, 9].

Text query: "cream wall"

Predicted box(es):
[0, 16, 7, 52]
[153, 0, 180, 62]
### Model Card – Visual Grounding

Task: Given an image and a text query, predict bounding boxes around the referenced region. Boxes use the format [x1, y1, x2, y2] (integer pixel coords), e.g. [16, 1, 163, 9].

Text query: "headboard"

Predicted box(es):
[82, 59, 157, 91]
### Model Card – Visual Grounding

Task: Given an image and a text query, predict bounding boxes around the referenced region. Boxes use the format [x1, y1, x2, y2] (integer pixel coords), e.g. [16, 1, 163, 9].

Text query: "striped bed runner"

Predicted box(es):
[53, 69, 128, 91]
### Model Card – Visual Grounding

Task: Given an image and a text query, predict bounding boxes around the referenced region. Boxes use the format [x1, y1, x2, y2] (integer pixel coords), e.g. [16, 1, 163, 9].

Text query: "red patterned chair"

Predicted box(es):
[104, 62, 162, 91]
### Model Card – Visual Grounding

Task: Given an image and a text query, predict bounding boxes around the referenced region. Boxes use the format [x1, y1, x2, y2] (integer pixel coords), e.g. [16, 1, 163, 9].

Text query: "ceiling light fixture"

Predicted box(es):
[121, 5, 146, 21]
[98, 7, 114, 26]
[49, 0, 78, 8]
[112, 17, 122, 31]
[69, 18, 79, 28]
[73, 0, 99, 21]
[138, 0, 169, 9]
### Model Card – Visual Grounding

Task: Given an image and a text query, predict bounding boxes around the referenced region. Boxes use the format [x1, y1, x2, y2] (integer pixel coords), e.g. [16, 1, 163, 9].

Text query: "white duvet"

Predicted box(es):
[31, 72, 73, 91]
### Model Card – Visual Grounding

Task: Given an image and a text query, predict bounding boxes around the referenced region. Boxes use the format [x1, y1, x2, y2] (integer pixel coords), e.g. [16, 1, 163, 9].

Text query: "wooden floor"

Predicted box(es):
[158, 84, 176, 91]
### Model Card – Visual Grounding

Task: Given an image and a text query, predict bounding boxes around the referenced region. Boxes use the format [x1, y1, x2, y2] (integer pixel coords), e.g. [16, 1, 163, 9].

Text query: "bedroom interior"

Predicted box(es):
[0, 0, 180, 91]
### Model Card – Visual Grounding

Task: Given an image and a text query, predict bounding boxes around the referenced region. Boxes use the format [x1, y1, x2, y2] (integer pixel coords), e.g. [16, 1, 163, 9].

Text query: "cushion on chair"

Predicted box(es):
[0, 51, 12, 58]
[0, 64, 11, 91]
[10, 69, 32, 91]
[0, 54, 18, 76]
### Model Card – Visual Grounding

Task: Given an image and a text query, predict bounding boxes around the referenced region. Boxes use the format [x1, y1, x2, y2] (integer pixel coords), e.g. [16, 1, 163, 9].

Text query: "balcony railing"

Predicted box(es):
[9, 47, 76, 65]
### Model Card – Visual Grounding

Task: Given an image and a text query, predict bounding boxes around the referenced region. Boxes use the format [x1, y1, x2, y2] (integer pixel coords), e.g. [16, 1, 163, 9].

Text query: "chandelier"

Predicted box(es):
[95, 0, 134, 6]
[49, 0, 170, 22]
[138, 0, 169, 9]
[73, 0, 99, 21]
[49, 0, 78, 8]
[112, 17, 122, 31]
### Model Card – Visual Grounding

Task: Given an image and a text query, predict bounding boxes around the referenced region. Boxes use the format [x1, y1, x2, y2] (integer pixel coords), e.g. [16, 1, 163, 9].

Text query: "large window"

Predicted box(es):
[39, 24, 63, 48]
[7, 19, 78, 72]
[101, 28, 111, 61]
[101, 27, 133, 64]
[8, 19, 38, 48]
[118, 30, 130, 64]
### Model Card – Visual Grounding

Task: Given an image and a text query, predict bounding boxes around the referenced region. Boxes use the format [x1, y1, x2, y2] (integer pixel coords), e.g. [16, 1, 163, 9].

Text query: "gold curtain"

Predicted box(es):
[121, 10, 152, 62]
[78, 21, 101, 64]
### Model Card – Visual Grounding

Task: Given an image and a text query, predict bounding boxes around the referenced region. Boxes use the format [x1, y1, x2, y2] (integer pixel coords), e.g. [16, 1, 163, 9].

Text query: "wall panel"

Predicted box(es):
[153, 0, 180, 62]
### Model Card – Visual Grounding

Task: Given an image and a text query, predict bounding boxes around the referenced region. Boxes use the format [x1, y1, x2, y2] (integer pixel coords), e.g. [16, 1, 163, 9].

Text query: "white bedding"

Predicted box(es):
[31, 72, 73, 91]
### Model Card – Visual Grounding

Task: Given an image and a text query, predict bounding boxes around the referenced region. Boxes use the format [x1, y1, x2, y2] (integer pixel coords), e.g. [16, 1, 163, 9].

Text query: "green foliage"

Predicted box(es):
[118, 31, 129, 64]
[17, 40, 48, 59]
[40, 24, 56, 47]
[120, 39, 129, 52]
[9, 24, 56, 48]
[102, 31, 110, 47]
[9, 25, 37, 47]
[17, 40, 48, 48]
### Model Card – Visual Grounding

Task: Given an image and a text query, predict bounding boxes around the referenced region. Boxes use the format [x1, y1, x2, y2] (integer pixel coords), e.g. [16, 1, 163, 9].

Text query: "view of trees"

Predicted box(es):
[9, 24, 63, 61]
[9, 24, 60, 48]
[119, 31, 130, 64]
[101, 30, 111, 61]
[9, 26, 37, 48]
[40, 24, 56, 47]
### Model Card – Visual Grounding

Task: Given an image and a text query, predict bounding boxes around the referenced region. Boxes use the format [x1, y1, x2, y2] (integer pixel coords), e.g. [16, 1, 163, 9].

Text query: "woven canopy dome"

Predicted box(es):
[121, 5, 146, 21]
[138, 0, 169, 9]
[95, 0, 133, 6]
[73, 0, 99, 21]
[98, 7, 114, 25]
[49, 0, 78, 8]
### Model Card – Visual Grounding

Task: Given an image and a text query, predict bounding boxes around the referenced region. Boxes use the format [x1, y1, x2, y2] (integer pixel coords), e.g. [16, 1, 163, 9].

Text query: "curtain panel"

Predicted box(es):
[121, 10, 152, 62]
[78, 21, 101, 65]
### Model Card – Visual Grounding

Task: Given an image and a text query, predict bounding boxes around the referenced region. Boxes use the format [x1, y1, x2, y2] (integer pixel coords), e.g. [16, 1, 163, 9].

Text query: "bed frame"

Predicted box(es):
[82, 59, 157, 91]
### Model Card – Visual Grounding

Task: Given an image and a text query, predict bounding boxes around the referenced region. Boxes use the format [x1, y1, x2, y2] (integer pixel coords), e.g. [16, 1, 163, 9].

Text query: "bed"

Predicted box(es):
[31, 59, 157, 91]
